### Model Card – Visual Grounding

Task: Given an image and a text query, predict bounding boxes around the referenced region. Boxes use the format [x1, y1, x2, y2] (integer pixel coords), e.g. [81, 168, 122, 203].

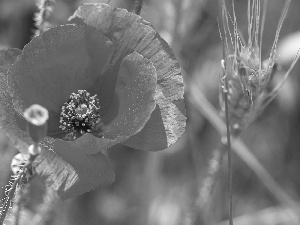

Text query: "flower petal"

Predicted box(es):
[8, 25, 115, 137]
[100, 52, 157, 141]
[121, 105, 168, 151]
[122, 93, 186, 151]
[35, 138, 115, 199]
[69, 3, 186, 150]
[0, 48, 21, 71]
[52, 133, 123, 155]
[0, 48, 31, 154]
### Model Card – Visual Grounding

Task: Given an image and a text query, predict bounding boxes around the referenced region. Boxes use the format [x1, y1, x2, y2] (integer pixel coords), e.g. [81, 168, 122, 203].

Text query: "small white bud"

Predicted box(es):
[11, 153, 29, 175]
[24, 104, 49, 126]
[28, 144, 42, 156]
[24, 104, 49, 143]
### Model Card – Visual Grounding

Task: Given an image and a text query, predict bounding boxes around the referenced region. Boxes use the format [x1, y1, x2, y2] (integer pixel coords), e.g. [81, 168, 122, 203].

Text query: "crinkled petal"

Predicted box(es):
[35, 138, 115, 199]
[8, 25, 115, 137]
[70, 3, 186, 151]
[100, 52, 157, 140]
[0, 48, 31, 154]
[52, 133, 123, 155]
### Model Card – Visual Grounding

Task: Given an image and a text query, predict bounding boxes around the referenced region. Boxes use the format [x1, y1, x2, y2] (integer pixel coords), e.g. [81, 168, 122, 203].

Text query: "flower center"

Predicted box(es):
[59, 90, 102, 139]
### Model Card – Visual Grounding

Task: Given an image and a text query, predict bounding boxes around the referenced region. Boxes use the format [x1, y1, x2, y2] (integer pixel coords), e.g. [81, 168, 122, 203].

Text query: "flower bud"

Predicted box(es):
[23, 104, 49, 143]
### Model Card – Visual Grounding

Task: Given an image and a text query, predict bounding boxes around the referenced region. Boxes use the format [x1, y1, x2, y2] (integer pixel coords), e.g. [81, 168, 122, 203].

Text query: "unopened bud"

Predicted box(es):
[24, 104, 49, 143]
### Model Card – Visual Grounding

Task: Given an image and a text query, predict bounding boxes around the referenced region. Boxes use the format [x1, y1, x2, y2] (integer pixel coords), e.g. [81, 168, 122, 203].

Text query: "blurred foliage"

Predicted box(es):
[1, 0, 300, 224]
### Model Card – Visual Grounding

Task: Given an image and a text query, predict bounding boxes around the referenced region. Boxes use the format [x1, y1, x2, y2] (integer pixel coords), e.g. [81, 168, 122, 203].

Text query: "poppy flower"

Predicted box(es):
[0, 3, 186, 199]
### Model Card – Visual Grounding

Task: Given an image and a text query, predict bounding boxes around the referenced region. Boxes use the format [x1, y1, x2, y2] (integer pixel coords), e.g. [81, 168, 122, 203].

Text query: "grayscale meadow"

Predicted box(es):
[0, 0, 300, 225]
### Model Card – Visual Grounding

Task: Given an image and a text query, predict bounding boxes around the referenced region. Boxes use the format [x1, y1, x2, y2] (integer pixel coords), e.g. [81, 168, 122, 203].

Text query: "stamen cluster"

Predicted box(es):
[59, 90, 101, 139]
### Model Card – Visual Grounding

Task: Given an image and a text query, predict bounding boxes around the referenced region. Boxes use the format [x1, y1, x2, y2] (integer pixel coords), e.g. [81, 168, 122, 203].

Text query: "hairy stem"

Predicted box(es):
[0, 155, 36, 225]
[0, 176, 21, 225]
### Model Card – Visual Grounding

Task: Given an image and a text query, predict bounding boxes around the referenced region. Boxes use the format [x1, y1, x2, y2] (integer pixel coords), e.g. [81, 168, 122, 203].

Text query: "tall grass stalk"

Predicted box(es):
[221, 60, 233, 225]
[189, 83, 300, 223]
[217, 0, 300, 222]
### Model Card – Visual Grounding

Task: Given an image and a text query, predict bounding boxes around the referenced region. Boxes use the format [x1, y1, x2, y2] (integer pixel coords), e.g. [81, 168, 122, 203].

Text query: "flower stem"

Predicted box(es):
[134, 0, 143, 15]
[12, 182, 28, 225]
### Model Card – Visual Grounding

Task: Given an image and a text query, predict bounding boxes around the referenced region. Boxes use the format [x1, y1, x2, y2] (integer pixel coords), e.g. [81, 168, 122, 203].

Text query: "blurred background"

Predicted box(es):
[1, 0, 300, 224]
